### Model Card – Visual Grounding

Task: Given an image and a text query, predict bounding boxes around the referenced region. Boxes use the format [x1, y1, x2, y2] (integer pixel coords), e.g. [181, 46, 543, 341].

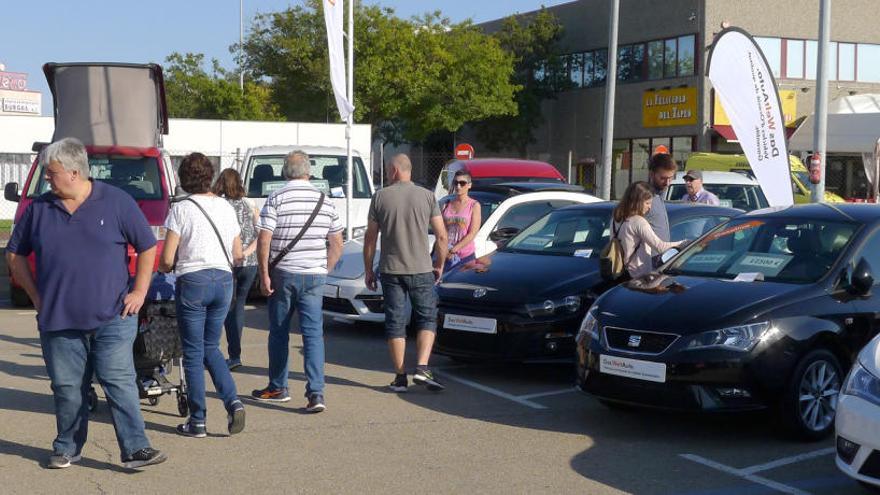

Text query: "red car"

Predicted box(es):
[433, 158, 566, 199]
[4, 62, 177, 306]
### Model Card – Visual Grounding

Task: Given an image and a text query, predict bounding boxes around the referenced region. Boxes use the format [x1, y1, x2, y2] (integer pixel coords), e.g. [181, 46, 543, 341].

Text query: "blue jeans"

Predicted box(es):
[176, 269, 238, 423]
[40, 315, 151, 459]
[224, 265, 258, 360]
[381, 272, 438, 338]
[267, 270, 325, 397]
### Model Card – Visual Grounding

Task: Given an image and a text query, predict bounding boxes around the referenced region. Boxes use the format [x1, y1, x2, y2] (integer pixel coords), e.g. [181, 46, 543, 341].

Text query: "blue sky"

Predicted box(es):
[4, 0, 572, 115]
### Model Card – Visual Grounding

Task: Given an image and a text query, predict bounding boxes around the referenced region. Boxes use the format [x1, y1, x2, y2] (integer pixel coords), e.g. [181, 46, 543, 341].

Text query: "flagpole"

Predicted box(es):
[345, 0, 354, 241]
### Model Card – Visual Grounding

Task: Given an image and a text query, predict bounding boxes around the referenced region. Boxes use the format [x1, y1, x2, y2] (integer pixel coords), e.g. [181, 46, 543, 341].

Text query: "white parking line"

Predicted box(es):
[437, 370, 548, 410]
[680, 454, 810, 495]
[517, 387, 579, 400]
[741, 447, 836, 475]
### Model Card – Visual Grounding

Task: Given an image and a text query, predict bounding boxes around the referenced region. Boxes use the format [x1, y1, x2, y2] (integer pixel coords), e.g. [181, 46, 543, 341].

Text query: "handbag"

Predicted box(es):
[269, 193, 325, 271]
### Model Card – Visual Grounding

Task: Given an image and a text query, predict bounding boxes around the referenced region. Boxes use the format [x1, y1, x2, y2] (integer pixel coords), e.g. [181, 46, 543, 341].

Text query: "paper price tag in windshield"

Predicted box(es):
[574, 249, 593, 258]
[727, 252, 792, 278]
[683, 252, 731, 272]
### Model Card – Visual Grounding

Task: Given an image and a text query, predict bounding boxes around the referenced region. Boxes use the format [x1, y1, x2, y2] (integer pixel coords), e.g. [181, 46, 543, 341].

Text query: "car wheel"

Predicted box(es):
[10, 285, 31, 307]
[779, 348, 843, 441]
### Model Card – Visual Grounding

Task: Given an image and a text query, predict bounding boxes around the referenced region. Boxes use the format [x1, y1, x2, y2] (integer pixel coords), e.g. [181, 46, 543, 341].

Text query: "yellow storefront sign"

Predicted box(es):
[714, 89, 797, 127]
[642, 87, 698, 128]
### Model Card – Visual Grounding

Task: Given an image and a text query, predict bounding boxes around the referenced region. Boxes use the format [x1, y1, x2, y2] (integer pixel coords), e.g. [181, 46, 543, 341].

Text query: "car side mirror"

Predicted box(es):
[850, 258, 874, 295]
[489, 227, 519, 245]
[660, 247, 680, 264]
[4, 182, 20, 203]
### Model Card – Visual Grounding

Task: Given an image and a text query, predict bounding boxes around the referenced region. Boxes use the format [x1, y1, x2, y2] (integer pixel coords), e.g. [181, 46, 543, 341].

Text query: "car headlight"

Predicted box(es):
[525, 295, 582, 317]
[681, 322, 771, 352]
[843, 362, 880, 406]
[576, 306, 599, 344]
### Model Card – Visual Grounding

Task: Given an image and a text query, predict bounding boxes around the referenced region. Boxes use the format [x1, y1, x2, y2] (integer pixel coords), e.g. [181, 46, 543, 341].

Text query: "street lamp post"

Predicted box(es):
[811, 0, 831, 202]
[600, 0, 619, 200]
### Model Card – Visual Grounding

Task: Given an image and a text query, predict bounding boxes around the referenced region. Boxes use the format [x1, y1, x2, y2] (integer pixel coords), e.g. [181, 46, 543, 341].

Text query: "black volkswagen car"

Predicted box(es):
[576, 203, 880, 439]
[434, 202, 741, 362]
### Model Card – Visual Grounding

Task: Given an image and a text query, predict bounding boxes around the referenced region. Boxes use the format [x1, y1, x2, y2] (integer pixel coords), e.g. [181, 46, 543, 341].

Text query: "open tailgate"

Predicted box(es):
[43, 62, 169, 147]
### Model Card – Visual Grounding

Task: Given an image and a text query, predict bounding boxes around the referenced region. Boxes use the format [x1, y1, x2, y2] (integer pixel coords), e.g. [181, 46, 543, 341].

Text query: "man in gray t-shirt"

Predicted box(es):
[364, 153, 449, 393]
[645, 153, 676, 243]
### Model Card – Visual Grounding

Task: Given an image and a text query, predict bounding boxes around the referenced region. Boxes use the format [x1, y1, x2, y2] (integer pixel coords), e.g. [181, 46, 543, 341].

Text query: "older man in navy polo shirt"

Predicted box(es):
[6, 137, 167, 470]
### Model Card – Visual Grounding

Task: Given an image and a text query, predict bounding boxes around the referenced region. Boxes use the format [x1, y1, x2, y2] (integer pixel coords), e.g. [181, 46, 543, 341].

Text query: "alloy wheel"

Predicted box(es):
[797, 360, 840, 432]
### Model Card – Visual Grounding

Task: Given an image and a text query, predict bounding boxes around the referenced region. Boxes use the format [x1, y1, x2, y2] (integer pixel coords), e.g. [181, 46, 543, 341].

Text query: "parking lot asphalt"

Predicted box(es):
[0, 280, 871, 493]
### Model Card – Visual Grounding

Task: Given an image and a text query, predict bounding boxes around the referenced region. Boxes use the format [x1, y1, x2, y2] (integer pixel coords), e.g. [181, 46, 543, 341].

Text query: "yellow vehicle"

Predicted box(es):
[684, 152, 845, 204]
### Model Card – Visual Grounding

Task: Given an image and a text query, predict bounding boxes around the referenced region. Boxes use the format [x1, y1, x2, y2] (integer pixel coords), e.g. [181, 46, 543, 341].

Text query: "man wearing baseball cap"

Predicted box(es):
[681, 170, 720, 205]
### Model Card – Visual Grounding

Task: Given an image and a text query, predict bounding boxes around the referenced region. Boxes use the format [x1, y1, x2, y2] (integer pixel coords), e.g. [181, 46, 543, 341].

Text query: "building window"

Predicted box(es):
[677, 35, 695, 76]
[858, 44, 880, 82]
[838, 42, 856, 81]
[664, 38, 678, 78]
[785, 39, 805, 79]
[806, 40, 818, 79]
[755, 37, 782, 78]
[594, 49, 608, 86]
[569, 53, 584, 88]
[617, 44, 646, 82]
[648, 40, 664, 79]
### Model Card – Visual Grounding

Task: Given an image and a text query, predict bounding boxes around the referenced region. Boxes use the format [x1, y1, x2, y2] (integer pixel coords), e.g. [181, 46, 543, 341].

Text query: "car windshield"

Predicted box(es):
[246, 154, 371, 198]
[668, 183, 768, 211]
[503, 209, 610, 257]
[28, 155, 163, 199]
[666, 217, 859, 283]
[439, 192, 503, 226]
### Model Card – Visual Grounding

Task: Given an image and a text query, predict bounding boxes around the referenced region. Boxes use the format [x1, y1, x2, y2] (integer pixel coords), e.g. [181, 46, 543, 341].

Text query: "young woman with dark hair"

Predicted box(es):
[441, 170, 481, 271]
[612, 181, 683, 279]
[212, 168, 259, 370]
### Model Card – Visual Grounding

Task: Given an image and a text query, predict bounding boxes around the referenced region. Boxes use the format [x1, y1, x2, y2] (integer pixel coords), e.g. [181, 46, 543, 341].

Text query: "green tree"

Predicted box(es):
[472, 9, 565, 155]
[163, 52, 281, 121]
[242, 2, 517, 142]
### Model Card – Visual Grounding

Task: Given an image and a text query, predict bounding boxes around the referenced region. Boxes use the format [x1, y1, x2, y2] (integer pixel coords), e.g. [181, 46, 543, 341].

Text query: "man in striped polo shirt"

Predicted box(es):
[252, 150, 343, 413]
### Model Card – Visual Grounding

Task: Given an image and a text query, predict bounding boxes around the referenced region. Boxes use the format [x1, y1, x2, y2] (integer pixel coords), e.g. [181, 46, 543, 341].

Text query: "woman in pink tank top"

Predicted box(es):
[442, 171, 482, 271]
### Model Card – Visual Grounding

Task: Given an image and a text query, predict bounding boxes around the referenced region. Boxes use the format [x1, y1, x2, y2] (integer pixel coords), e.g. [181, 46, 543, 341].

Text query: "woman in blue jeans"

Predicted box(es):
[159, 153, 245, 438]
[212, 168, 259, 370]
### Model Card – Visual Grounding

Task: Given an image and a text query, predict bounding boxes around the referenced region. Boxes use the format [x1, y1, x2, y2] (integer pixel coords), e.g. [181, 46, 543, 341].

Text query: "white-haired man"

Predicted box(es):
[6, 137, 166, 469]
[253, 150, 343, 413]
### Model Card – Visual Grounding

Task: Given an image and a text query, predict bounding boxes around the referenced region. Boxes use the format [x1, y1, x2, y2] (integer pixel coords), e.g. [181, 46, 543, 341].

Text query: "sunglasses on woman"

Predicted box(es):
[454, 180, 470, 187]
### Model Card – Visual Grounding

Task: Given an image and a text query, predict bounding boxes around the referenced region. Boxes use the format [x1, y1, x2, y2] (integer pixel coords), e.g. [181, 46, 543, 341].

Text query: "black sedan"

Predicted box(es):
[434, 202, 741, 362]
[576, 203, 880, 439]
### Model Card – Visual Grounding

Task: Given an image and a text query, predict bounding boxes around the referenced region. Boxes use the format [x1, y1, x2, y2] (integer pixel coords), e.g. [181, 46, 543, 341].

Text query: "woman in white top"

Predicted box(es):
[158, 153, 245, 438]
[612, 181, 683, 280]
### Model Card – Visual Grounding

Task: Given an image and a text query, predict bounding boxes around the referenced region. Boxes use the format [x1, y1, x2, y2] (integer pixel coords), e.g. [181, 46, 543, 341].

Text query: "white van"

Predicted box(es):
[238, 145, 374, 237]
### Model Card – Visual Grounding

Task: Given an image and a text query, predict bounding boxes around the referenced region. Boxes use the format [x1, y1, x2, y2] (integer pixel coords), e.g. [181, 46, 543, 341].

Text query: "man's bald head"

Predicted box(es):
[389, 153, 412, 172]
[386, 153, 412, 183]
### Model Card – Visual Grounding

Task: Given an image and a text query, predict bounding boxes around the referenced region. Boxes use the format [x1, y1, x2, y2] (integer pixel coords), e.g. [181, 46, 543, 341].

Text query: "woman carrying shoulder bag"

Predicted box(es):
[612, 181, 683, 280]
[158, 153, 245, 438]
[212, 168, 259, 370]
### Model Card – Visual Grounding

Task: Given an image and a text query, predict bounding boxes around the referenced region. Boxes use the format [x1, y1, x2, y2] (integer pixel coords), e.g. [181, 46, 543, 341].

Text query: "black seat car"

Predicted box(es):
[434, 202, 741, 362]
[576, 203, 880, 440]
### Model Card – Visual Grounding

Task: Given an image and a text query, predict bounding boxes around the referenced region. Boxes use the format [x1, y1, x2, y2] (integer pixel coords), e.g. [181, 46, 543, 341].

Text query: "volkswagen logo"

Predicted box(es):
[473, 288, 487, 298]
[627, 335, 642, 348]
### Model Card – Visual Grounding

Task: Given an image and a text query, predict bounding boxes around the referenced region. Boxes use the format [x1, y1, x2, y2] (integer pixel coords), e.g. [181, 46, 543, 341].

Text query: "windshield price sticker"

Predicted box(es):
[519, 236, 552, 248]
[574, 249, 593, 258]
[727, 252, 792, 277]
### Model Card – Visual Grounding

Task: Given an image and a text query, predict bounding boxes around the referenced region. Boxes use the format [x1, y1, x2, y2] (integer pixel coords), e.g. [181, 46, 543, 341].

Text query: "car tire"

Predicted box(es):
[10, 285, 31, 307]
[778, 348, 843, 441]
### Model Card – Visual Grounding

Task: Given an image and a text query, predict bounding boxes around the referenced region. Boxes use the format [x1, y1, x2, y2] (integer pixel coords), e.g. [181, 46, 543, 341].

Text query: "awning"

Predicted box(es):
[713, 124, 799, 143]
[789, 113, 880, 153]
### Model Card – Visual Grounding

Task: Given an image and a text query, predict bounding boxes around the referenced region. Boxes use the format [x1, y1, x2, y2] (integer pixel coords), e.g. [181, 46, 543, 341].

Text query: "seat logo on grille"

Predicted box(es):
[473, 288, 487, 298]
[627, 335, 642, 348]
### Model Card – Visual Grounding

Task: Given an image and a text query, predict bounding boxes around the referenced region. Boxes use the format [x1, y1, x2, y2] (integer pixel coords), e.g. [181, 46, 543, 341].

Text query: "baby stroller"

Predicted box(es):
[132, 273, 189, 417]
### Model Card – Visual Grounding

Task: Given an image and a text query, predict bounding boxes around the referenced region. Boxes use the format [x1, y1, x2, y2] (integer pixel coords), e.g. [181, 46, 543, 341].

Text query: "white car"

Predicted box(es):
[238, 145, 374, 237]
[665, 171, 769, 211]
[323, 183, 601, 323]
[836, 334, 880, 489]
